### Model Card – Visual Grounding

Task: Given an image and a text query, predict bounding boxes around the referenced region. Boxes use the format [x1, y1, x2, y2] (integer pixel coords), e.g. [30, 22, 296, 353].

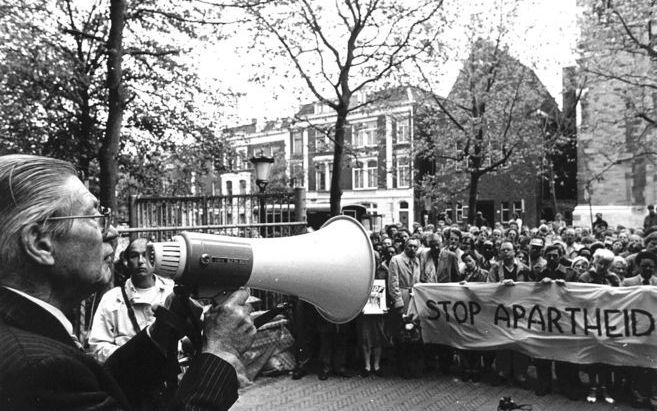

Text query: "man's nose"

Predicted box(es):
[138, 253, 148, 265]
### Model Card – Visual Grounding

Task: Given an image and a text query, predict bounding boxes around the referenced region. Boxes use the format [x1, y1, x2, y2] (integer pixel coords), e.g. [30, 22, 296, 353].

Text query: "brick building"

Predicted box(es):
[572, 0, 657, 228]
[415, 39, 574, 228]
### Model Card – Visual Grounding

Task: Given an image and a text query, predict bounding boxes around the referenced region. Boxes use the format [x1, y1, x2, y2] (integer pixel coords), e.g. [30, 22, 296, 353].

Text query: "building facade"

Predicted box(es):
[572, 0, 657, 228]
[222, 80, 571, 231]
[221, 89, 418, 231]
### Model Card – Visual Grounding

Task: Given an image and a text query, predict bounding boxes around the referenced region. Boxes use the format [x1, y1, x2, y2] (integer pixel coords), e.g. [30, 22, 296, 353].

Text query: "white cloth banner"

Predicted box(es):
[408, 282, 657, 368]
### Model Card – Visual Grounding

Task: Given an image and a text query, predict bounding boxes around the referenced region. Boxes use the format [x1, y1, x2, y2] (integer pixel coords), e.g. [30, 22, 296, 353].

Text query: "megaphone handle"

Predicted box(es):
[151, 286, 204, 353]
[253, 302, 290, 329]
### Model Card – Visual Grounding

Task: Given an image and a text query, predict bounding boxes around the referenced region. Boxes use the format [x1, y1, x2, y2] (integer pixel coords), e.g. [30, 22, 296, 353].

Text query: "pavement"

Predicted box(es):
[233, 368, 638, 411]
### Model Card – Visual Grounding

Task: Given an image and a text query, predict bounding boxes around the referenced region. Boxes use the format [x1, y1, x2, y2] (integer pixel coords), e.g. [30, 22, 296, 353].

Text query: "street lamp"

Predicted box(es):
[250, 153, 275, 193]
[250, 153, 275, 236]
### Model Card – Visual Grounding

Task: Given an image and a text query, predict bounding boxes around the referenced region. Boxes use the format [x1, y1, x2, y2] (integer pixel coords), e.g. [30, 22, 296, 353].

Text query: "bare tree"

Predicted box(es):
[415, 35, 555, 224]
[235, 0, 447, 216]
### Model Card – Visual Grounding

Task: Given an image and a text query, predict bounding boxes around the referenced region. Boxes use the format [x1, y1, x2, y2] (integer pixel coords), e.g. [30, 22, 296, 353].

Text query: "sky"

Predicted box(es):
[197, 0, 579, 125]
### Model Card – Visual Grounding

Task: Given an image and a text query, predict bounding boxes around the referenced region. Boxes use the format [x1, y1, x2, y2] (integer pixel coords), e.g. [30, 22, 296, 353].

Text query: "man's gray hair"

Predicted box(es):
[0, 155, 76, 275]
[592, 248, 614, 265]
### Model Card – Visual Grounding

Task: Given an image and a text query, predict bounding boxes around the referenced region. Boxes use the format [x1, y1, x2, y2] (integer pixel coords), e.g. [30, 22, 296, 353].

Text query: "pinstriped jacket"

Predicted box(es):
[0, 286, 238, 410]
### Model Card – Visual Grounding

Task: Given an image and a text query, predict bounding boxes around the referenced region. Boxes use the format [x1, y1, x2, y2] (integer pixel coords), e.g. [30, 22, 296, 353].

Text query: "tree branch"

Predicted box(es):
[611, 7, 657, 59]
[124, 48, 180, 57]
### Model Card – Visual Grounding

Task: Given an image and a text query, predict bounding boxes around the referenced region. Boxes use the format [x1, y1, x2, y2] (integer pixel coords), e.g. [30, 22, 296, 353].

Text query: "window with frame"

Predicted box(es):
[292, 131, 303, 155]
[353, 120, 377, 147]
[226, 181, 233, 196]
[315, 162, 332, 191]
[353, 159, 378, 189]
[396, 156, 410, 187]
[456, 203, 469, 222]
[513, 201, 523, 216]
[235, 150, 246, 170]
[254, 146, 272, 158]
[316, 126, 333, 152]
[501, 201, 510, 222]
[291, 163, 304, 187]
[239, 180, 246, 195]
[396, 118, 410, 143]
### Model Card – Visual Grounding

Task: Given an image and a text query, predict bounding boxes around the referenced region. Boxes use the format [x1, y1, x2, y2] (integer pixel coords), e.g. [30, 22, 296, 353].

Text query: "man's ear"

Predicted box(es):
[21, 223, 56, 266]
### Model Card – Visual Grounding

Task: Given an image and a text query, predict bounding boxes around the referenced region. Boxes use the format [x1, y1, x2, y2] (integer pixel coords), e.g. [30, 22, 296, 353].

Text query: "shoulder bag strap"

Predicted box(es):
[120, 283, 142, 334]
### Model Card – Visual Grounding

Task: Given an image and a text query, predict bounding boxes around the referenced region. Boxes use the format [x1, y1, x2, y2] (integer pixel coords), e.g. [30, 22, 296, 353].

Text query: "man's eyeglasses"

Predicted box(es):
[45, 206, 112, 236]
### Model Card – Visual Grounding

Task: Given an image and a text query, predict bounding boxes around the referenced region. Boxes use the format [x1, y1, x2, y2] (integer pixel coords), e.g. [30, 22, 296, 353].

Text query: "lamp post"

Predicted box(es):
[250, 153, 275, 237]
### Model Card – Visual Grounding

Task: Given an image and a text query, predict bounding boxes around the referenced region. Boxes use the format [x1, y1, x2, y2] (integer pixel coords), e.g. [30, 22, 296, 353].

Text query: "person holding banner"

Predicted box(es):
[622, 251, 657, 410]
[457, 251, 488, 382]
[528, 237, 547, 274]
[579, 248, 619, 404]
[622, 251, 657, 286]
[570, 256, 590, 279]
[534, 244, 581, 399]
[627, 231, 657, 277]
[487, 241, 532, 388]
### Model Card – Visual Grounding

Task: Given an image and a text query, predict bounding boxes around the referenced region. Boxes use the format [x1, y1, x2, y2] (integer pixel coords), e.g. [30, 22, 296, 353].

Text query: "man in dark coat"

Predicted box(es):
[644, 205, 657, 231]
[0, 154, 256, 410]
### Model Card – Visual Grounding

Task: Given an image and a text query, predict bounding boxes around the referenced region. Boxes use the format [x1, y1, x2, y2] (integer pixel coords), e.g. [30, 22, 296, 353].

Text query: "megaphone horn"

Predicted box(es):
[149, 215, 375, 324]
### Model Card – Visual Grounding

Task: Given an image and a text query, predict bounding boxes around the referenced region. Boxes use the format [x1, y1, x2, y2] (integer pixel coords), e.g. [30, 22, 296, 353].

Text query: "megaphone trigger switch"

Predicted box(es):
[200, 253, 210, 266]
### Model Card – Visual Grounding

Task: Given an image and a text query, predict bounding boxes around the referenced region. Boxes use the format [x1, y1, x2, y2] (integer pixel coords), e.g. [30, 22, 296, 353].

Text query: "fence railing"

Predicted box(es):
[128, 188, 306, 240]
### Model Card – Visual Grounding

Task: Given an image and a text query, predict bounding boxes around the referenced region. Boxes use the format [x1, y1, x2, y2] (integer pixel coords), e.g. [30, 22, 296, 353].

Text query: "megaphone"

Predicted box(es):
[148, 215, 375, 324]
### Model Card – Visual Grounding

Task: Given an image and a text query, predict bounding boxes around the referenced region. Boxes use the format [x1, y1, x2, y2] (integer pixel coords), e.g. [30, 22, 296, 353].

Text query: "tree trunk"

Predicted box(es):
[100, 0, 126, 213]
[467, 115, 484, 224]
[77, 88, 94, 182]
[329, 107, 348, 217]
[549, 160, 558, 216]
[467, 171, 480, 225]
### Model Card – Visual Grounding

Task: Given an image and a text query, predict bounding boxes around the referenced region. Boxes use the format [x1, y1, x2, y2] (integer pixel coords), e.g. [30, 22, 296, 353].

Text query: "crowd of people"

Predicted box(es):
[291, 211, 657, 411]
[4, 153, 655, 411]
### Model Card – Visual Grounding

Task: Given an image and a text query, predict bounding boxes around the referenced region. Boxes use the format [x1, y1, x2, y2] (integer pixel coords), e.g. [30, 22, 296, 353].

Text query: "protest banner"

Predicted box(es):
[408, 282, 657, 368]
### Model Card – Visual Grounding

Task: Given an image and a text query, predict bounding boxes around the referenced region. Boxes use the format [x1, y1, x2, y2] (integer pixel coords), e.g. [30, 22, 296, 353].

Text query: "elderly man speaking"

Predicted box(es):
[0, 155, 255, 410]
